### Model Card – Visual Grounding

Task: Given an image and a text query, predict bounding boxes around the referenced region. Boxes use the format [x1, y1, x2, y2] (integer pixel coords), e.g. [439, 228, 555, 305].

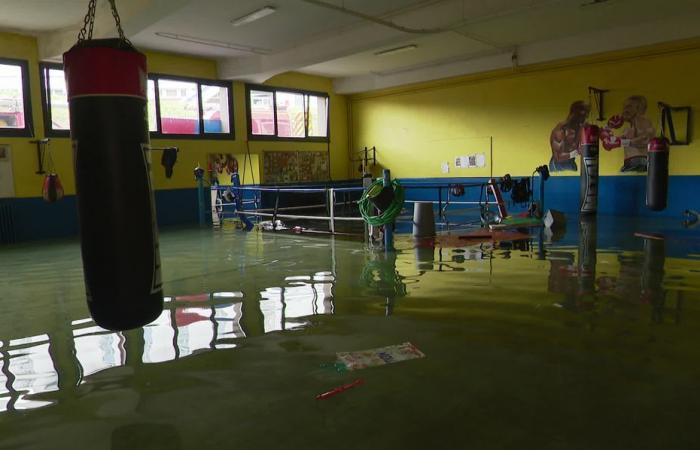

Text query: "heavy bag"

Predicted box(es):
[577, 215, 597, 298]
[42, 173, 64, 203]
[579, 125, 600, 215]
[646, 137, 670, 211]
[64, 39, 163, 331]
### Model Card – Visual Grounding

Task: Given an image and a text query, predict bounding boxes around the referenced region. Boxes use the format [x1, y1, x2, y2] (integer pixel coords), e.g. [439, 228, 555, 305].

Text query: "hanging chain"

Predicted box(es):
[77, 0, 97, 42]
[108, 0, 132, 44]
[76, 0, 131, 44]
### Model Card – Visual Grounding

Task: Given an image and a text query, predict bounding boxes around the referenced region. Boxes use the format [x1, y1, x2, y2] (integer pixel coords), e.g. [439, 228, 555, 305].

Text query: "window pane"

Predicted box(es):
[158, 79, 199, 135]
[147, 79, 157, 132]
[249, 90, 274, 135]
[276, 91, 305, 138]
[48, 68, 69, 130]
[201, 84, 230, 133]
[0, 64, 25, 129]
[307, 95, 328, 138]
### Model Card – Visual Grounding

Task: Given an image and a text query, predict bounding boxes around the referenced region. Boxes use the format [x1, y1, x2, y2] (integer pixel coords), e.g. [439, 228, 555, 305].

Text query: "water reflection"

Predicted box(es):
[0, 272, 335, 415]
[547, 220, 683, 324]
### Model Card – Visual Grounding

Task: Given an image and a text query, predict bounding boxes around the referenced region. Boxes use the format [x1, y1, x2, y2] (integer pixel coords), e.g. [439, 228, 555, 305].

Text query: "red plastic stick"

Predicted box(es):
[316, 379, 364, 400]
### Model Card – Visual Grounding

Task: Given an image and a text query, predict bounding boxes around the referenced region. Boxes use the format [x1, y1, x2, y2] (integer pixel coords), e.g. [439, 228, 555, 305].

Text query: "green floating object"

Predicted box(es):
[490, 216, 543, 230]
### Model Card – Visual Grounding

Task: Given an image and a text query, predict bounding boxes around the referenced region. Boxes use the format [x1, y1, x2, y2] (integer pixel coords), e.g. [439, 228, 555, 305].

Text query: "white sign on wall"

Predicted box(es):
[454, 153, 486, 169]
[0, 144, 15, 198]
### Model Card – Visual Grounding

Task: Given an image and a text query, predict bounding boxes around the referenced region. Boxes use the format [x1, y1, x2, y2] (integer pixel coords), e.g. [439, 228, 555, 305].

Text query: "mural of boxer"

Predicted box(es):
[549, 101, 590, 172]
[601, 95, 656, 172]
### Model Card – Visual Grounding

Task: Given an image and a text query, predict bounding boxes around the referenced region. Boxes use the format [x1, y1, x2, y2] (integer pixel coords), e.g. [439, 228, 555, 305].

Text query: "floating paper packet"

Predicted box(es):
[336, 342, 425, 371]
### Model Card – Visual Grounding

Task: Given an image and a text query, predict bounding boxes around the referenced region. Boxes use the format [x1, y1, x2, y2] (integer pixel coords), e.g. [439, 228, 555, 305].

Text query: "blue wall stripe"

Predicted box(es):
[1, 175, 698, 242]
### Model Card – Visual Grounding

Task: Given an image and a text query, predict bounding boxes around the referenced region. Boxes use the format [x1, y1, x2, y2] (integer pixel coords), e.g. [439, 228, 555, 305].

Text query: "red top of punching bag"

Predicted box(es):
[648, 137, 670, 153]
[63, 39, 147, 100]
[580, 124, 600, 145]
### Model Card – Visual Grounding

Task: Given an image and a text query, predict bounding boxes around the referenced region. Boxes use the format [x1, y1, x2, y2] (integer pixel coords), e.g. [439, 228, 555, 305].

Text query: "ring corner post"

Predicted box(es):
[383, 169, 394, 252]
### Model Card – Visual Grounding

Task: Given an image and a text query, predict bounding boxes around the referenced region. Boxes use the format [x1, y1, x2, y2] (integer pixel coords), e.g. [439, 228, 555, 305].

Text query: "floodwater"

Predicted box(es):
[0, 217, 699, 449]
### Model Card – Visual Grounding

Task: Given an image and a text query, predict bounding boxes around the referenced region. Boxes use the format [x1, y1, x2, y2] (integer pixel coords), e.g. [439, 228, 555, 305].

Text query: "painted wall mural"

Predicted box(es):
[263, 151, 328, 184]
[600, 95, 656, 173]
[549, 95, 657, 173]
[549, 101, 590, 173]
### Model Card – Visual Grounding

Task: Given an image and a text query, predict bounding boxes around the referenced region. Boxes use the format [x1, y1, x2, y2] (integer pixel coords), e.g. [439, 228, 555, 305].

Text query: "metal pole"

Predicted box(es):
[272, 189, 280, 230]
[232, 173, 253, 231]
[196, 173, 205, 226]
[329, 188, 335, 234]
[539, 174, 545, 215]
[383, 169, 394, 252]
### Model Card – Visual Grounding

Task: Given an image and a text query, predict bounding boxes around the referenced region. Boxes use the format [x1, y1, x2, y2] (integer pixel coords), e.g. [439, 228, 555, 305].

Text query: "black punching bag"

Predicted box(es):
[579, 125, 600, 215]
[64, 38, 163, 330]
[646, 137, 670, 211]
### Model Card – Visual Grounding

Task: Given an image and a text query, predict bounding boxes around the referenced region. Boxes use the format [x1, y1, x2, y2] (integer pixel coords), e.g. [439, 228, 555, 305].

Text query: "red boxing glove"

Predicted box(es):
[607, 114, 624, 129]
[602, 136, 621, 151]
[599, 128, 621, 151]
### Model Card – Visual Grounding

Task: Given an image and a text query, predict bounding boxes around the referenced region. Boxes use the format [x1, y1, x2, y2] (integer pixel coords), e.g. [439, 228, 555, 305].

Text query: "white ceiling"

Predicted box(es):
[2, 0, 700, 93]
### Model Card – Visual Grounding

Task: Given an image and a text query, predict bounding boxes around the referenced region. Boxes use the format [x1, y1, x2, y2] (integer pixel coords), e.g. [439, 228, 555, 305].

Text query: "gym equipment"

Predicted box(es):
[577, 216, 597, 298]
[450, 184, 465, 197]
[64, 0, 163, 330]
[42, 173, 64, 203]
[579, 124, 600, 214]
[646, 137, 670, 211]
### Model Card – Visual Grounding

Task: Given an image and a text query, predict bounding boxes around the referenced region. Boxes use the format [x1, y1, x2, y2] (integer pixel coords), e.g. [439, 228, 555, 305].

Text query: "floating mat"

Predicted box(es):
[634, 232, 665, 240]
[425, 230, 531, 248]
[336, 342, 425, 371]
[489, 216, 543, 230]
[458, 229, 531, 241]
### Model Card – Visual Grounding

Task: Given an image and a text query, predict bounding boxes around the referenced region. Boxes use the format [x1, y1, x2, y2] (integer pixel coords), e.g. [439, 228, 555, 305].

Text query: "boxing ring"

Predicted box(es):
[202, 178, 516, 235]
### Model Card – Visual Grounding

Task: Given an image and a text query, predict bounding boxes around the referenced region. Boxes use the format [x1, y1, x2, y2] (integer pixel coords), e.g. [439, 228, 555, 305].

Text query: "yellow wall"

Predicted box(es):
[350, 39, 700, 179]
[0, 31, 349, 198]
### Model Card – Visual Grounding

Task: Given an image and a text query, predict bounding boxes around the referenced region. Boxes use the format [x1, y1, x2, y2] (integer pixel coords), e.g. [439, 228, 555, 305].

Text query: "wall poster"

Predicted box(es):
[263, 151, 329, 184]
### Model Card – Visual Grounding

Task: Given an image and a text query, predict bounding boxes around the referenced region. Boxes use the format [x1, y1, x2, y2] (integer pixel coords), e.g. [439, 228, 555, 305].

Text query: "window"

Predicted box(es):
[147, 79, 157, 132]
[39, 63, 69, 137]
[1, 58, 33, 137]
[39, 66, 234, 140]
[246, 84, 329, 142]
[150, 74, 234, 139]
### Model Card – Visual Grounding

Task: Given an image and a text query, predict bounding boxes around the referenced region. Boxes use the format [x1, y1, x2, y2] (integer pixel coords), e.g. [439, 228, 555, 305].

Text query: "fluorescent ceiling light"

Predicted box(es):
[231, 6, 276, 27]
[374, 44, 417, 56]
[155, 32, 271, 54]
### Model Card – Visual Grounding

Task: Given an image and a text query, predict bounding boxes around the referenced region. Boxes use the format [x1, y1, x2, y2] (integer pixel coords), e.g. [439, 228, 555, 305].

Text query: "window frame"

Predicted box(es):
[149, 73, 235, 140]
[245, 84, 330, 143]
[0, 57, 34, 138]
[38, 66, 235, 140]
[39, 62, 69, 138]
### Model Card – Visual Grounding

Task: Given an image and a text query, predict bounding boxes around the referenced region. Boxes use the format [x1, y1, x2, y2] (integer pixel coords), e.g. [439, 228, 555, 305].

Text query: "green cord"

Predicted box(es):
[358, 178, 405, 226]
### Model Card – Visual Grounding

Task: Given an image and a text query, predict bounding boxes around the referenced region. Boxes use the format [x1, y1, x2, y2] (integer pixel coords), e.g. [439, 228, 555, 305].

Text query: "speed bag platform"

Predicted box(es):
[64, 39, 163, 331]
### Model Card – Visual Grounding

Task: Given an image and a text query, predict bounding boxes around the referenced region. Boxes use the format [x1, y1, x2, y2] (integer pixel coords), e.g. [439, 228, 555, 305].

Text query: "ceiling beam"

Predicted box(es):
[333, 11, 700, 94]
[37, 0, 192, 61]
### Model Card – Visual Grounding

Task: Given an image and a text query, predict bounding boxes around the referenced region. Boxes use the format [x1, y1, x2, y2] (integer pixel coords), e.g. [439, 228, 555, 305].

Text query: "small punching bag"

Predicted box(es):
[646, 137, 670, 211]
[579, 125, 600, 215]
[42, 173, 64, 203]
[63, 2, 162, 330]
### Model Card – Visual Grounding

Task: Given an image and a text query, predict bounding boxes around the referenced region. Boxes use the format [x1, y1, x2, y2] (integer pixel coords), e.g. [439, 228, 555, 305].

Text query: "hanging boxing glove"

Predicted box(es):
[42, 173, 64, 203]
[646, 137, 670, 211]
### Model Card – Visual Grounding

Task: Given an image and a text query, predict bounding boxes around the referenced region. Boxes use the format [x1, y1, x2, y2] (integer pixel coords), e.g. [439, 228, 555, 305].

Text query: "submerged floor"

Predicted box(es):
[0, 217, 699, 449]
